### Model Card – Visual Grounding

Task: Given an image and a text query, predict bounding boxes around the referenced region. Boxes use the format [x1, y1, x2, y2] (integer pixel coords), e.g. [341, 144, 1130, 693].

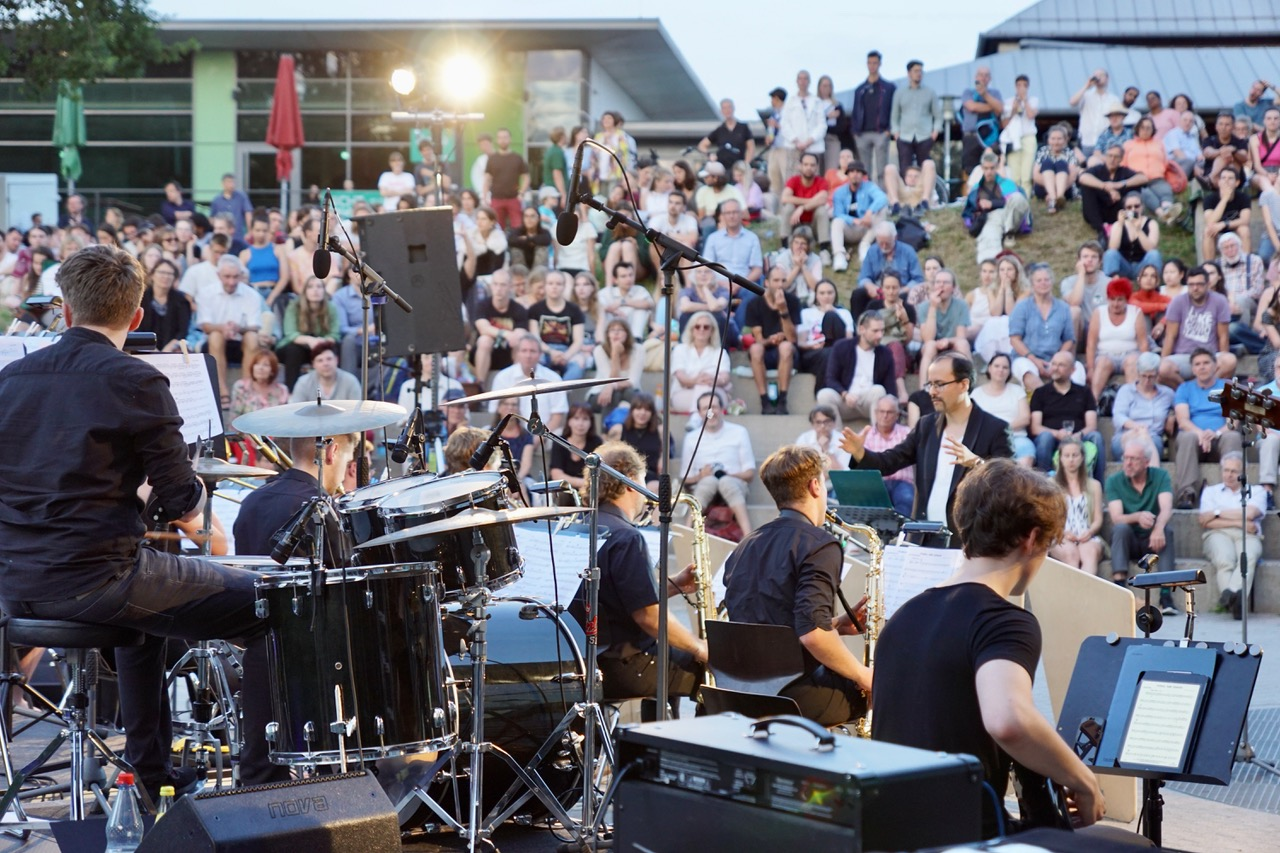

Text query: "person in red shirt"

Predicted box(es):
[781, 152, 832, 262]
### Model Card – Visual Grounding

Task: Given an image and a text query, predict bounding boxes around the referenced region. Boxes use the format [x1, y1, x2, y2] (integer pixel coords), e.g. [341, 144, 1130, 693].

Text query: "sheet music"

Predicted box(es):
[135, 353, 220, 444]
[1119, 677, 1202, 769]
[882, 545, 961, 619]
[500, 523, 665, 606]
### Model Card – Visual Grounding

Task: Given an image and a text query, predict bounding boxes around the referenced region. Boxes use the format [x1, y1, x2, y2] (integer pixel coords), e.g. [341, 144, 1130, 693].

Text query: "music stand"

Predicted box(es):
[1057, 635, 1262, 846]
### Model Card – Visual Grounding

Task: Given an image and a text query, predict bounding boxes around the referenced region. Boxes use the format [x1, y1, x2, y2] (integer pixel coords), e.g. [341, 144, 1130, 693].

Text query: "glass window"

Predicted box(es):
[300, 147, 350, 194]
[526, 50, 582, 81]
[78, 146, 191, 192]
[525, 80, 583, 145]
[0, 114, 54, 141]
[86, 114, 192, 143]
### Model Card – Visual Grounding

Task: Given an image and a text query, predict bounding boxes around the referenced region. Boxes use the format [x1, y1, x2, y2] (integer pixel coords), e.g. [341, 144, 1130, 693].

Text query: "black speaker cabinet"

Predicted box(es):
[354, 206, 467, 356]
[136, 771, 400, 852]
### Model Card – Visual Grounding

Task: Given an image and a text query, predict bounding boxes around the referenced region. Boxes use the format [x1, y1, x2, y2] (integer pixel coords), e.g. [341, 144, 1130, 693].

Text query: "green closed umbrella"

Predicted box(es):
[53, 81, 86, 190]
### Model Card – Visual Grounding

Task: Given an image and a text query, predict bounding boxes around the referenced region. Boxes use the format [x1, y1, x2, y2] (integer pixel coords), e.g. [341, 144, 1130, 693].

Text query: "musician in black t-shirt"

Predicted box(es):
[723, 445, 871, 726]
[568, 442, 705, 704]
[871, 459, 1104, 837]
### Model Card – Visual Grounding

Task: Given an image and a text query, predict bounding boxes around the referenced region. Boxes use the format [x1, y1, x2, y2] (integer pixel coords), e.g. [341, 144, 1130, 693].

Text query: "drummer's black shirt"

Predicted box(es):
[569, 503, 655, 654]
[871, 583, 1041, 837]
[0, 327, 203, 602]
[723, 511, 842, 672]
[233, 467, 324, 558]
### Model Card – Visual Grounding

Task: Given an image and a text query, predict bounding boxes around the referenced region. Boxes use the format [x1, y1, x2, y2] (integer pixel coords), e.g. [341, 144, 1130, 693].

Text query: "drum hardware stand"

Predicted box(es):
[563, 144, 763, 724]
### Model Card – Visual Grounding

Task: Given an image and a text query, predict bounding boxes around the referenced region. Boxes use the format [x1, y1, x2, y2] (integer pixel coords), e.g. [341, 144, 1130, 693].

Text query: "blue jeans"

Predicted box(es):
[1035, 430, 1105, 481]
[1102, 248, 1162, 279]
[541, 343, 587, 381]
[1, 549, 285, 786]
[885, 478, 915, 518]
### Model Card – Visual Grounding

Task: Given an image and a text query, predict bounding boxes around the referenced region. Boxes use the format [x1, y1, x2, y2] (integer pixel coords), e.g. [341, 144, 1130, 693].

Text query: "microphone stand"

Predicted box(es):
[566, 168, 763, 722]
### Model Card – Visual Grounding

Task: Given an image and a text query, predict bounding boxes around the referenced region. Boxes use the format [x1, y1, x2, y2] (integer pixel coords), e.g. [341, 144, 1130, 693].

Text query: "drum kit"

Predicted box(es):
[167, 377, 640, 849]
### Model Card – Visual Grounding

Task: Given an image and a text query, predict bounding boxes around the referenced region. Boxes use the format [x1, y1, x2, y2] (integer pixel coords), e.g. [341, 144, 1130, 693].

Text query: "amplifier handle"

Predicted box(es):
[749, 715, 836, 751]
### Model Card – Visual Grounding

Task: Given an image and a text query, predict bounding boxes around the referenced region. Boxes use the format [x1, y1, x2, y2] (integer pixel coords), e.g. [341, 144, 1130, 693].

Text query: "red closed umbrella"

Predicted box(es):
[266, 54, 305, 213]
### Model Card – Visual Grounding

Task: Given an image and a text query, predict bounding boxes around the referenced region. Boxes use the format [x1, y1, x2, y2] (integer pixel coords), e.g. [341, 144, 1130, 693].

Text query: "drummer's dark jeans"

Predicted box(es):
[2, 548, 288, 787]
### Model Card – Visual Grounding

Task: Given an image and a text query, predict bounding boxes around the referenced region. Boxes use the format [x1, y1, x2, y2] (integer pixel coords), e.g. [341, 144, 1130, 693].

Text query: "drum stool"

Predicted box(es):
[0, 617, 144, 821]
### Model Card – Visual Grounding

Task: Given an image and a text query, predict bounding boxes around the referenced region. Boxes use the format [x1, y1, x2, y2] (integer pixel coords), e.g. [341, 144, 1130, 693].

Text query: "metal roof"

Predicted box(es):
[159, 19, 718, 122]
[980, 0, 1280, 53]
[892, 44, 1280, 117]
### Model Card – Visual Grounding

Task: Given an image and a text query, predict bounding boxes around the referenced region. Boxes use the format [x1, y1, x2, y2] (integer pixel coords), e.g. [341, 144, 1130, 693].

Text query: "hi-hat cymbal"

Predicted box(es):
[232, 400, 407, 438]
[194, 458, 276, 480]
[447, 376, 625, 408]
[354, 506, 581, 551]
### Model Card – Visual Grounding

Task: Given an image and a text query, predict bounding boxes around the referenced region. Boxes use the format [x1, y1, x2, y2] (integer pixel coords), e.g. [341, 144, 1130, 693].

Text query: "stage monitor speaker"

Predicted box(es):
[354, 206, 466, 356]
[136, 770, 400, 852]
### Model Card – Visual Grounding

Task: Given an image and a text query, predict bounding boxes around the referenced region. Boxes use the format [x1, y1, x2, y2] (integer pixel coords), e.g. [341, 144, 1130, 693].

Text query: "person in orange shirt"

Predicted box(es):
[1121, 117, 1183, 224]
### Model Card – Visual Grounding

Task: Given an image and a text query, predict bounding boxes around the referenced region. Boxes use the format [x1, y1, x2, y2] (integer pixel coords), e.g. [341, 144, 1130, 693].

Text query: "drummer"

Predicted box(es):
[233, 433, 357, 561]
[0, 245, 288, 798]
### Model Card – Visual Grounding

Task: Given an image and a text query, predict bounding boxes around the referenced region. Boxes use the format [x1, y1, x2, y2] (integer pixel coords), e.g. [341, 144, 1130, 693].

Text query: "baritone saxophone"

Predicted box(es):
[676, 493, 719, 686]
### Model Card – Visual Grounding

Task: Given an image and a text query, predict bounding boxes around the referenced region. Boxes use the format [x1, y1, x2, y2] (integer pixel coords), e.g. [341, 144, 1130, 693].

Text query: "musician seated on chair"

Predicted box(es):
[722, 444, 872, 727]
[871, 459, 1104, 837]
[233, 433, 356, 560]
[0, 245, 288, 803]
[567, 441, 707, 708]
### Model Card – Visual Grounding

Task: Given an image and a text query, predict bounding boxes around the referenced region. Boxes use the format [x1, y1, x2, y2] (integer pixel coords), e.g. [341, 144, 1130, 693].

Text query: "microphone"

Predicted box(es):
[470, 414, 512, 470]
[556, 142, 586, 246]
[270, 498, 323, 565]
[390, 407, 423, 465]
[312, 189, 333, 278]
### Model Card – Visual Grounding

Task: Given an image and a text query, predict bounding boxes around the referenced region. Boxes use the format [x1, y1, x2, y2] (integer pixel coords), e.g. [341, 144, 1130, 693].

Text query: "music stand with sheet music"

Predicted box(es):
[1057, 636, 1262, 846]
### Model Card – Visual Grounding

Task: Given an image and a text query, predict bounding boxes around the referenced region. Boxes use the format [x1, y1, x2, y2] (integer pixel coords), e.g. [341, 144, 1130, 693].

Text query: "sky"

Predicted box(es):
[148, 1, 1036, 113]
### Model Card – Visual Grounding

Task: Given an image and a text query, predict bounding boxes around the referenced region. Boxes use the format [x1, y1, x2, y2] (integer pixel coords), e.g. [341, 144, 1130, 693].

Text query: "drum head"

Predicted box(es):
[338, 472, 439, 510]
[378, 470, 506, 513]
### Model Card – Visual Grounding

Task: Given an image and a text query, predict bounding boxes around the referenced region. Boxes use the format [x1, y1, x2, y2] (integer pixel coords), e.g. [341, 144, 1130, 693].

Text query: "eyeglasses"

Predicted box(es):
[923, 379, 963, 391]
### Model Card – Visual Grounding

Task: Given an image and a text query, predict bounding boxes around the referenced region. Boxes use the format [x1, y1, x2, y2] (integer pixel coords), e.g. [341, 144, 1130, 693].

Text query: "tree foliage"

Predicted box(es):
[0, 0, 196, 93]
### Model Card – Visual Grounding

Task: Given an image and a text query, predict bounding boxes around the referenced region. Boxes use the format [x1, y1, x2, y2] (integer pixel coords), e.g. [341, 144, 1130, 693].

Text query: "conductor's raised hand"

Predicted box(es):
[839, 425, 871, 461]
[943, 435, 984, 468]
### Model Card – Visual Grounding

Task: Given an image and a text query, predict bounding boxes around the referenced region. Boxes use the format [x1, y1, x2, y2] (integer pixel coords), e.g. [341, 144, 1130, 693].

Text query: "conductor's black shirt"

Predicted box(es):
[723, 510, 843, 672]
[0, 327, 203, 602]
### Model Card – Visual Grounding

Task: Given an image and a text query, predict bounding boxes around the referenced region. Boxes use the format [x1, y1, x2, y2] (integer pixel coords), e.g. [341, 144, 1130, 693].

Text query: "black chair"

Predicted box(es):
[705, 621, 805, 696]
[699, 685, 801, 718]
[0, 617, 144, 821]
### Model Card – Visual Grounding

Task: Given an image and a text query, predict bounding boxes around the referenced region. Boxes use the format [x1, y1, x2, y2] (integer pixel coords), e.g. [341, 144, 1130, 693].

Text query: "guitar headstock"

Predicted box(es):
[1216, 381, 1280, 432]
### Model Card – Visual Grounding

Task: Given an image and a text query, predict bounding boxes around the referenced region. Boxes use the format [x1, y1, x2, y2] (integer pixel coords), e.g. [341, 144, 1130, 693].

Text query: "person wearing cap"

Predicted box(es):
[779, 153, 831, 263]
[830, 160, 887, 273]
[1102, 191, 1162, 279]
[694, 161, 746, 236]
[1110, 351, 1174, 465]
[1087, 99, 1132, 167]
[536, 184, 562, 232]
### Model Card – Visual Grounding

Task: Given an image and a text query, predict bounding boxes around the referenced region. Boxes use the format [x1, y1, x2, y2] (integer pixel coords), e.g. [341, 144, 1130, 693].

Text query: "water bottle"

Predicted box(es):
[156, 785, 175, 820]
[105, 772, 143, 852]
[767, 378, 778, 402]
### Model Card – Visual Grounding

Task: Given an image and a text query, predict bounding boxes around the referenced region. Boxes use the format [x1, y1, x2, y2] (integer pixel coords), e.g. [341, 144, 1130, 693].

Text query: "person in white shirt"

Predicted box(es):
[1000, 74, 1040, 196]
[680, 390, 756, 535]
[1198, 452, 1266, 620]
[646, 191, 699, 269]
[670, 310, 732, 413]
[198, 256, 265, 404]
[377, 151, 416, 212]
[179, 234, 231, 307]
[778, 70, 826, 183]
[795, 404, 850, 497]
[1069, 69, 1111, 156]
[598, 261, 654, 342]
[488, 332, 568, 432]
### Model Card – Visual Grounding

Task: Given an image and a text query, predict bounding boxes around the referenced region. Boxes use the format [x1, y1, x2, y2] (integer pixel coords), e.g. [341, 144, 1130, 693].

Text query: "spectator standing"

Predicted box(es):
[1085, 277, 1148, 400]
[159, 180, 195, 224]
[1199, 452, 1265, 620]
[542, 127, 568, 198]
[593, 112, 636, 197]
[817, 311, 894, 421]
[1049, 437, 1105, 576]
[969, 353, 1035, 467]
[276, 276, 341, 389]
[850, 52, 895, 183]
[891, 60, 941, 178]
[1009, 262, 1077, 392]
[1103, 193, 1162, 277]
[778, 70, 826, 182]
[376, 152, 415, 213]
[958, 67, 1003, 175]
[816, 75, 848, 173]
[680, 391, 756, 536]
[1029, 351, 1105, 481]
[208, 174, 253, 238]
[1000, 74, 1040, 195]
[1171, 348, 1242, 508]
[699, 98, 756, 171]
[763, 87, 788, 205]
[1158, 267, 1236, 385]
[485, 128, 529, 230]
[1069, 69, 1111, 156]
[470, 134, 493, 197]
[830, 161, 887, 272]
[1107, 438, 1175, 605]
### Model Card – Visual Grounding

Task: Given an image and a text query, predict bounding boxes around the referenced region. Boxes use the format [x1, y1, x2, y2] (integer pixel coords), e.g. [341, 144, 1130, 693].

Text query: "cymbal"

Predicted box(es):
[232, 400, 407, 438]
[194, 458, 276, 480]
[447, 376, 625, 408]
[355, 506, 581, 551]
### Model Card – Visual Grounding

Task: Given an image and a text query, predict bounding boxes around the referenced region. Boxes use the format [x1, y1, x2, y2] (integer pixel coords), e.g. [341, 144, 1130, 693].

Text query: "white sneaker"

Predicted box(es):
[819, 249, 832, 267]
[832, 252, 849, 272]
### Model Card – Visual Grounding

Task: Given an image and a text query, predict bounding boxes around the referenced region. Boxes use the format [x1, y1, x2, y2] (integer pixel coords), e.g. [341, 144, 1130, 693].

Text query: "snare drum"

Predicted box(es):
[366, 471, 523, 598]
[336, 472, 440, 550]
[256, 562, 454, 765]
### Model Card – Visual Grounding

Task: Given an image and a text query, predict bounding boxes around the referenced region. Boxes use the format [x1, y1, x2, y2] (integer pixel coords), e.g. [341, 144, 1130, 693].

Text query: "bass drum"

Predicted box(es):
[378, 597, 587, 830]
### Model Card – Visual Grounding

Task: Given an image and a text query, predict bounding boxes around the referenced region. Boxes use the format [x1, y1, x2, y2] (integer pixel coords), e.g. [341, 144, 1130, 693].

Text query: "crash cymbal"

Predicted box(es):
[194, 458, 276, 479]
[447, 376, 625, 408]
[232, 399, 407, 438]
[354, 506, 582, 551]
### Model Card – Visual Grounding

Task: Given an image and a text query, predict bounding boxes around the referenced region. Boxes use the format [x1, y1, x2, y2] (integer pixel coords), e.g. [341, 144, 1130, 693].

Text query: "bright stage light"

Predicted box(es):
[440, 54, 486, 103]
[390, 67, 417, 96]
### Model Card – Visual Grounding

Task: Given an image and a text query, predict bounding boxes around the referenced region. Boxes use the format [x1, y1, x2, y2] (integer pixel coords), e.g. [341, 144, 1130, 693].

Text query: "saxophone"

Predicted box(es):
[824, 510, 883, 739]
[676, 492, 718, 686]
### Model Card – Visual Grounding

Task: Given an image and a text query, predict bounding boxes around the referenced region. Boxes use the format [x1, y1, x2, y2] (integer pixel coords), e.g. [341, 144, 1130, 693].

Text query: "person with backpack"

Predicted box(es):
[960, 67, 1004, 175]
